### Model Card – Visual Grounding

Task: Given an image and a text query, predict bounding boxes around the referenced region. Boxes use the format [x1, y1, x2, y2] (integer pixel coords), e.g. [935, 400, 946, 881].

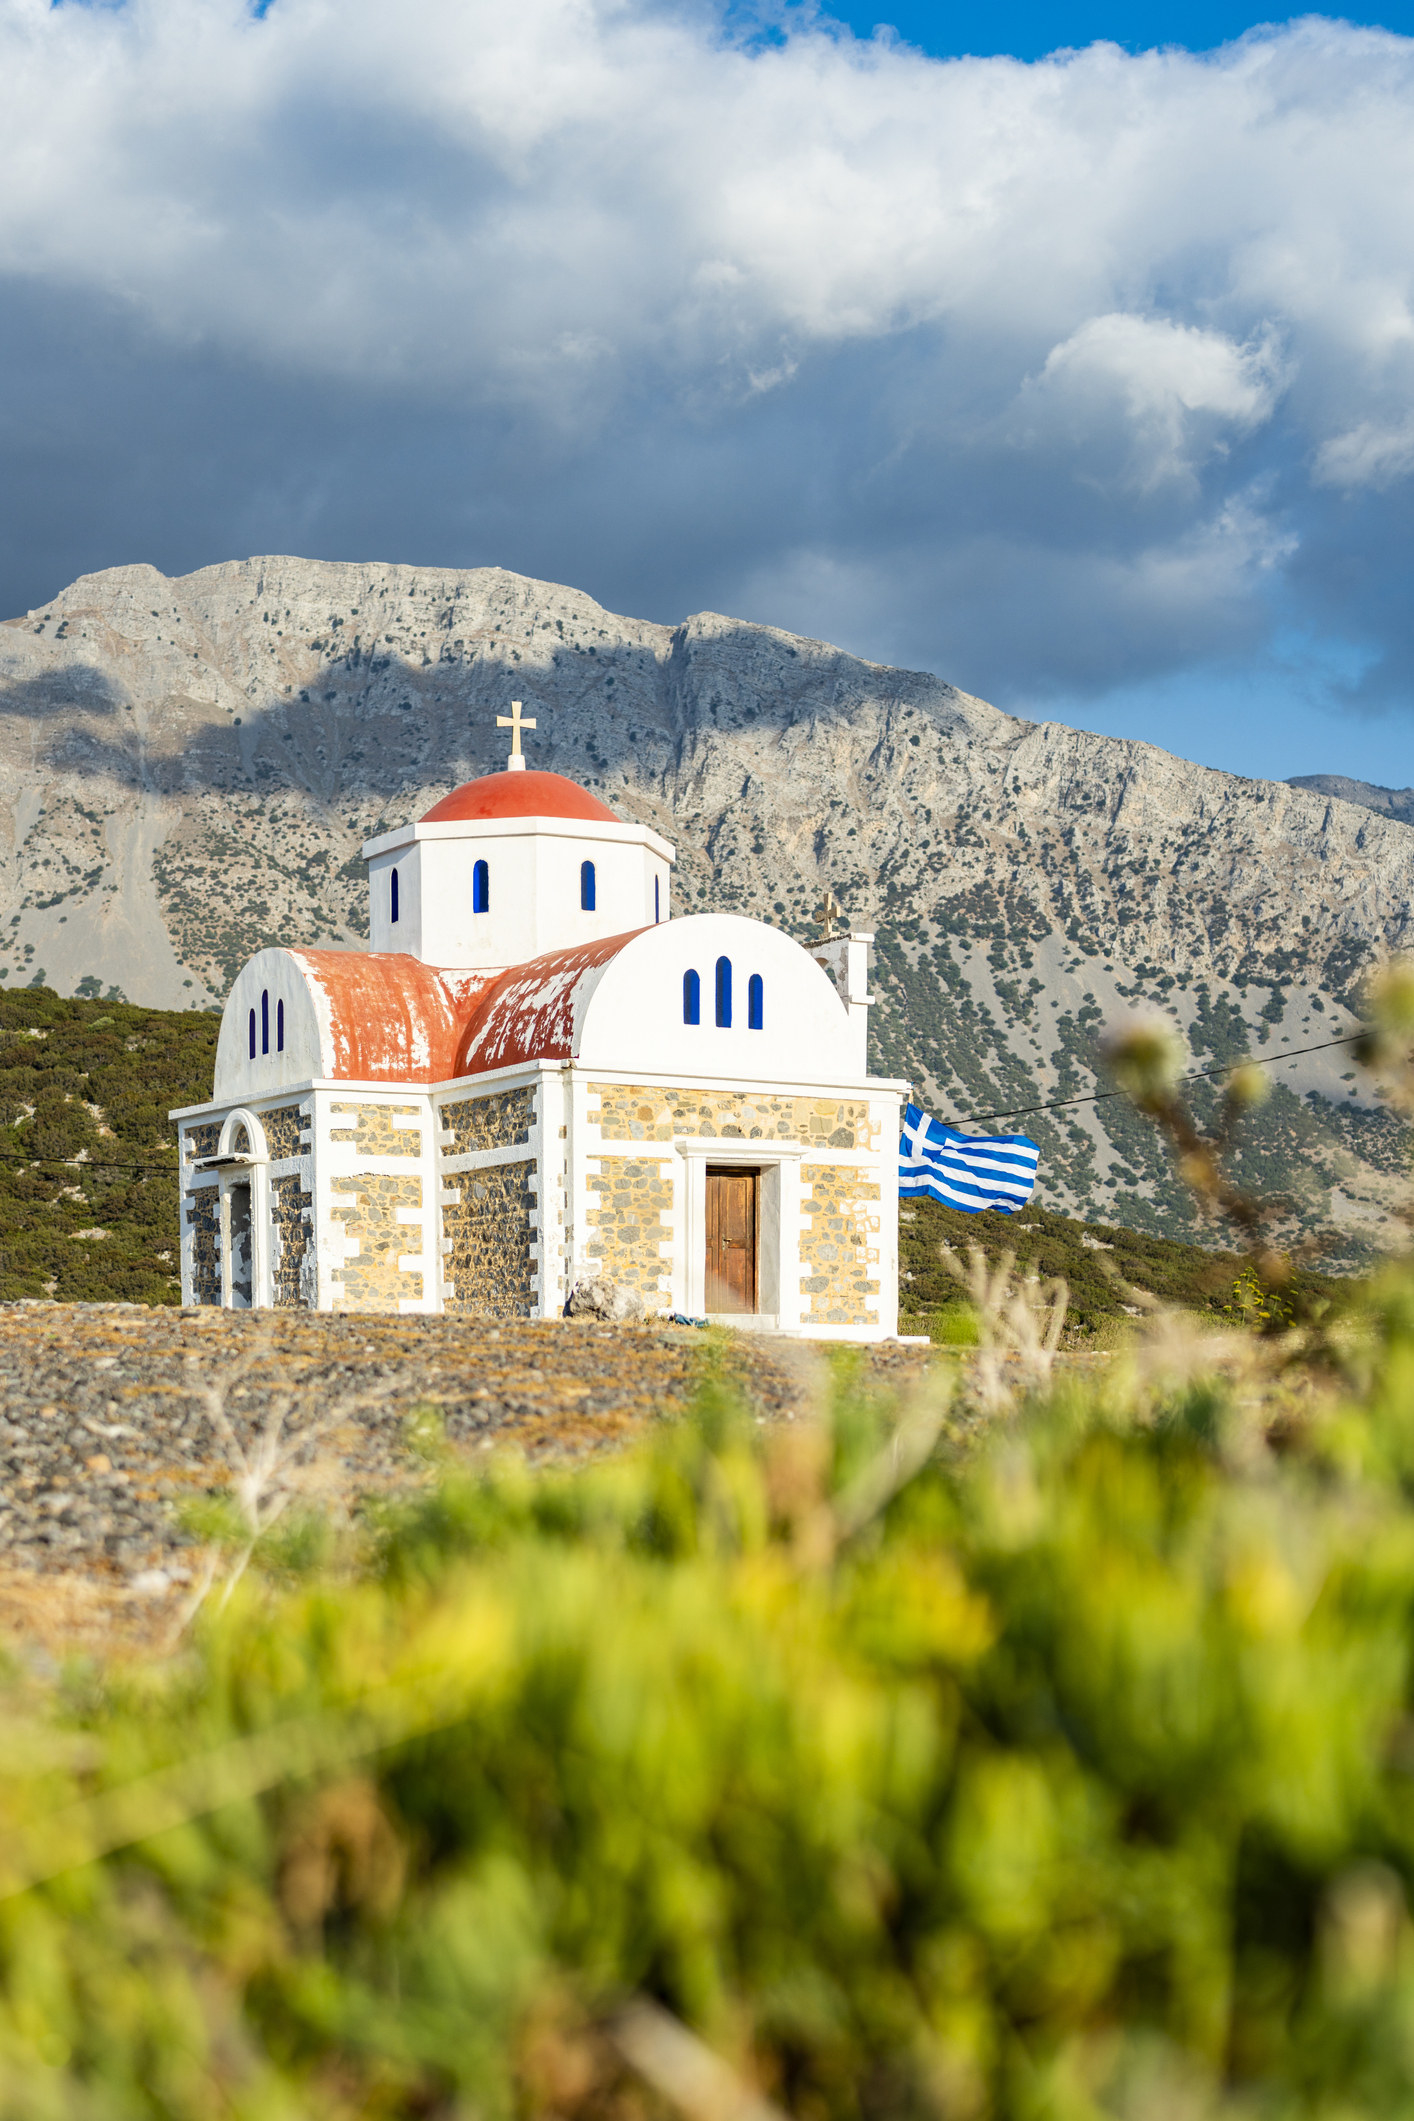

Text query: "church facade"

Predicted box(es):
[172, 732, 905, 1339]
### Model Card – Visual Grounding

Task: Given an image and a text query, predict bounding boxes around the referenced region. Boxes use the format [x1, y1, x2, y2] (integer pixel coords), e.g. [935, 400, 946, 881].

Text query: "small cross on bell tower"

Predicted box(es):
[497, 699, 537, 773]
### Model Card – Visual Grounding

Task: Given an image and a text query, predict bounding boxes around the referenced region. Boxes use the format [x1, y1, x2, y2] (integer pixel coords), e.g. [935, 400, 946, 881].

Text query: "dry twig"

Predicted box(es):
[941, 1244, 1069, 1413]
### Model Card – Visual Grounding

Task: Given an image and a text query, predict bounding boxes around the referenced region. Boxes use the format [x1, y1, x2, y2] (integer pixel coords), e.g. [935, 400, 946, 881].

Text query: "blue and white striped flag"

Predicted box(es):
[899, 1102, 1040, 1214]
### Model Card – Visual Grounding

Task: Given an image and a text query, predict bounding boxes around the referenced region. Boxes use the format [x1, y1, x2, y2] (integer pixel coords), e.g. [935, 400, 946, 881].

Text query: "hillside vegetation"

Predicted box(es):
[899, 1195, 1343, 1338]
[0, 988, 216, 1304]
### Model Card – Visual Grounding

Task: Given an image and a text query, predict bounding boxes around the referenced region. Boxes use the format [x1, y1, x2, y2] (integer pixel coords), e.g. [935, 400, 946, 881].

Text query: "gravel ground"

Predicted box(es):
[0, 1304, 938, 1656]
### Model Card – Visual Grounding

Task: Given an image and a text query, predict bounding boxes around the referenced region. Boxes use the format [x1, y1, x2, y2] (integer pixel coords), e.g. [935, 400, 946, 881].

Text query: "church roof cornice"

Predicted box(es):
[361, 812, 675, 862]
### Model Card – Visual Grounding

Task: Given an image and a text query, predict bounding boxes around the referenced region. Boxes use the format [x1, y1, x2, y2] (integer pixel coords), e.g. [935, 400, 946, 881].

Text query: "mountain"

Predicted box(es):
[1287, 774, 1414, 828]
[3, 554, 1411, 1263]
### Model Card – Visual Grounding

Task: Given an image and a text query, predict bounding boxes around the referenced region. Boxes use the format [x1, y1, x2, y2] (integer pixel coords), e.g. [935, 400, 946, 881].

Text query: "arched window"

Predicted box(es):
[277, 998, 285, 1052]
[261, 989, 269, 1056]
[248, 1007, 256, 1060]
[581, 859, 596, 911]
[473, 859, 489, 914]
[715, 956, 732, 1028]
[683, 969, 700, 1025]
[748, 974, 764, 1030]
[654, 876, 660, 924]
[390, 866, 399, 924]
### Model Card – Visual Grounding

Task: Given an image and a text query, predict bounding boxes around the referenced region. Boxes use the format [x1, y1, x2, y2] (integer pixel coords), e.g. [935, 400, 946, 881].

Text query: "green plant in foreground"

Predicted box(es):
[11, 1318, 1414, 2117]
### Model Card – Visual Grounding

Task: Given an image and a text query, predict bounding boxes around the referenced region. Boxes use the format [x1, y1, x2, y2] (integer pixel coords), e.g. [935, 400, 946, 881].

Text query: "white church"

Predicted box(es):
[173, 711, 905, 1339]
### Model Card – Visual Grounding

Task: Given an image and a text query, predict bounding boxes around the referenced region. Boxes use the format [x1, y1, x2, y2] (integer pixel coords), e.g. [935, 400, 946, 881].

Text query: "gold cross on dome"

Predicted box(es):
[497, 699, 537, 768]
[815, 888, 842, 936]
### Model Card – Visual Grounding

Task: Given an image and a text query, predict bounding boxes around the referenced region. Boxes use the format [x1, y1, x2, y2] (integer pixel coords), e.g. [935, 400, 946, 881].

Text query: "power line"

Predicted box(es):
[0, 1035, 1371, 1171]
[942, 1031, 1365, 1130]
[0, 1149, 175, 1175]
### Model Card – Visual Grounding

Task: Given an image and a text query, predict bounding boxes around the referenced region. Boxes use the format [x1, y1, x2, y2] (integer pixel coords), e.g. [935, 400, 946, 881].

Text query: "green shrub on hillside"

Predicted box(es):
[0, 988, 217, 1302]
[10, 1312, 1414, 2115]
[900, 1193, 1343, 1337]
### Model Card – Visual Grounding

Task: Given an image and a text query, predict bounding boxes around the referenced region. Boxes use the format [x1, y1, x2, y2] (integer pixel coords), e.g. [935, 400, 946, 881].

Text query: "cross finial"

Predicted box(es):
[815, 887, 842, 937]
[496, 699, 537, 771]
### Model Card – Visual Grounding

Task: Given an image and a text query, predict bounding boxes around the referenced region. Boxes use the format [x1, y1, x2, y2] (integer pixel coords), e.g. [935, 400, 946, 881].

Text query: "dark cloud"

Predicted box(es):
[0, 2, 1411, 740]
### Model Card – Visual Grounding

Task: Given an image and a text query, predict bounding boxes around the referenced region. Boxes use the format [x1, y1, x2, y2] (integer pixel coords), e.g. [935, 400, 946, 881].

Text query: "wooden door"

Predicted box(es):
[705, 1167, 759, 1314]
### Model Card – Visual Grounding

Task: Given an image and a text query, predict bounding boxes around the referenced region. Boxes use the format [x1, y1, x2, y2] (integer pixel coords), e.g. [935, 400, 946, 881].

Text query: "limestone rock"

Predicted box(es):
[1, 554, 1411, 1257]
[565, 1276, 648, 1324]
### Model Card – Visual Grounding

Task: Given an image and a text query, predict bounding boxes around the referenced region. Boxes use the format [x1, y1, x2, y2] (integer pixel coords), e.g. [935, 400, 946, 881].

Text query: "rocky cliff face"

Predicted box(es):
[3, 554, 1411, 1261]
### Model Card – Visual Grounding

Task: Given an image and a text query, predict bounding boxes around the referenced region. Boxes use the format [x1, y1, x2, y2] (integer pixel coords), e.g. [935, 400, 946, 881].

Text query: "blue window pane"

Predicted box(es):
[473, 859, 489, 913]
[277, 998, 285, 1052]
[581, 859, 596, 911]
[715, 956, 732, 1027]
[248, 1007, 256, 1060]
[748, 974, 764, 1030]
[391, 866, 399, 924]
[654, 876, 660, 923]
[261, 989, 269, 1055]
[683, 969, 700, 1025]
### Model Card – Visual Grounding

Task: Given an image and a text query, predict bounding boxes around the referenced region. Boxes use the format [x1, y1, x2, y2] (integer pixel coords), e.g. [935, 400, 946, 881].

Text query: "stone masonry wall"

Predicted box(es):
[329, 1175, 423, 1310]
[185, 1184, 221, 1306]
[594, 1085, 872, 1150]
[329, 1102, 422, 1157]
[265, 1102, 313, 1309]
[800, 1164, 881, 1327]
[440, 1086, 535, 1156]
[271, 1172, 314, 1309]
[264, 1103, 308, 1160]
[183, 1122, 220, 1164]
[443, 1162, 537, 1317]
[586, 1158, 674, 1301]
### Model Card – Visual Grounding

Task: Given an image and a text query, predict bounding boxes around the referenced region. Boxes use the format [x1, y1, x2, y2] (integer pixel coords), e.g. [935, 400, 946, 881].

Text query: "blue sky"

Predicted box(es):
[827, 0, 1414, 57]
[1, 0, 1412, 790]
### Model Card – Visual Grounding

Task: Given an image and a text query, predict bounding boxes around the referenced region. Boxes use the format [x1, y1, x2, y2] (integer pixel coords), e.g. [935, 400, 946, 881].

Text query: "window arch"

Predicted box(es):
[472, 859, 489, 914]
[580, 859, 596, 911]
[276, 998, 285, 1052]
[248, 1007, 256, 1060]
[683, 969, 700, 1025]
[715, 957, 732, 1028]
[390, 866, 399, 924]
[261, 989, 269, 1056]
[748, 974, 764, 1030]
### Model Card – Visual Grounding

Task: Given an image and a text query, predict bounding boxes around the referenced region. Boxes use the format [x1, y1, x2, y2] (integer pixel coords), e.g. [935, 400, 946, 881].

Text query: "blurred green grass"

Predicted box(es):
[7, 1302, 1414, 2117]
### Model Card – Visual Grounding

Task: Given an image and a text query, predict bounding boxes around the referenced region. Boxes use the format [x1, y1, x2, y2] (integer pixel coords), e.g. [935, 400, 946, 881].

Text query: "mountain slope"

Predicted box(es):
[2, 554, 1411, 1260]
[1287, 773, 1414, 827]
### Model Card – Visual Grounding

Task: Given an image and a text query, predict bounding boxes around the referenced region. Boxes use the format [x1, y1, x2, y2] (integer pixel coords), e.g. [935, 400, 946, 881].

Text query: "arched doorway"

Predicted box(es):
[218, 1110, 270, 1309]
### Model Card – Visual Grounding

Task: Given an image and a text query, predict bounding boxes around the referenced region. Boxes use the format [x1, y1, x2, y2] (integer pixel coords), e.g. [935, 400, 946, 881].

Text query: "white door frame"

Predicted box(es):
[673, 1140, 804, 1330]
[217, 1109, 272, 1310]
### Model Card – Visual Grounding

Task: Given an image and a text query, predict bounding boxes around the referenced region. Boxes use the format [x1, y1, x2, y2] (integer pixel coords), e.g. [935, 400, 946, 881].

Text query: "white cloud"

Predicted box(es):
[1017, 314, 1283, 488]
[0, 0, 1411, 710]
[1315, 416, 1414, 489]
[0, 3, 1406, 406]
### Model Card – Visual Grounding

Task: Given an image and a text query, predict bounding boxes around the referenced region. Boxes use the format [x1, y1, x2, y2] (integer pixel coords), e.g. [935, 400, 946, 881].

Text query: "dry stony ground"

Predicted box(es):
[0, 1303, 936, 1662]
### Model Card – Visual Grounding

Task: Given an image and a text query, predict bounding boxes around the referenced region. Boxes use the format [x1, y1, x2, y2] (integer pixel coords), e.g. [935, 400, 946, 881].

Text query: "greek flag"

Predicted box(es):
[899, 1102, 1040, 1214]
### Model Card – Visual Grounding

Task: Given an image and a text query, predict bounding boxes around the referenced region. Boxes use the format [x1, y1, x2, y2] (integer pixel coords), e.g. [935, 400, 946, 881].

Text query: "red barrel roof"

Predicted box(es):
[454, 931, 644, 1077]
[287, 950, 496, 1083]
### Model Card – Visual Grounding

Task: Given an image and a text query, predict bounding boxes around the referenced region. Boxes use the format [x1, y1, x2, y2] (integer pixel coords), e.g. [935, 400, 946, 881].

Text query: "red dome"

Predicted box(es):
[420, 770, 620, 826]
